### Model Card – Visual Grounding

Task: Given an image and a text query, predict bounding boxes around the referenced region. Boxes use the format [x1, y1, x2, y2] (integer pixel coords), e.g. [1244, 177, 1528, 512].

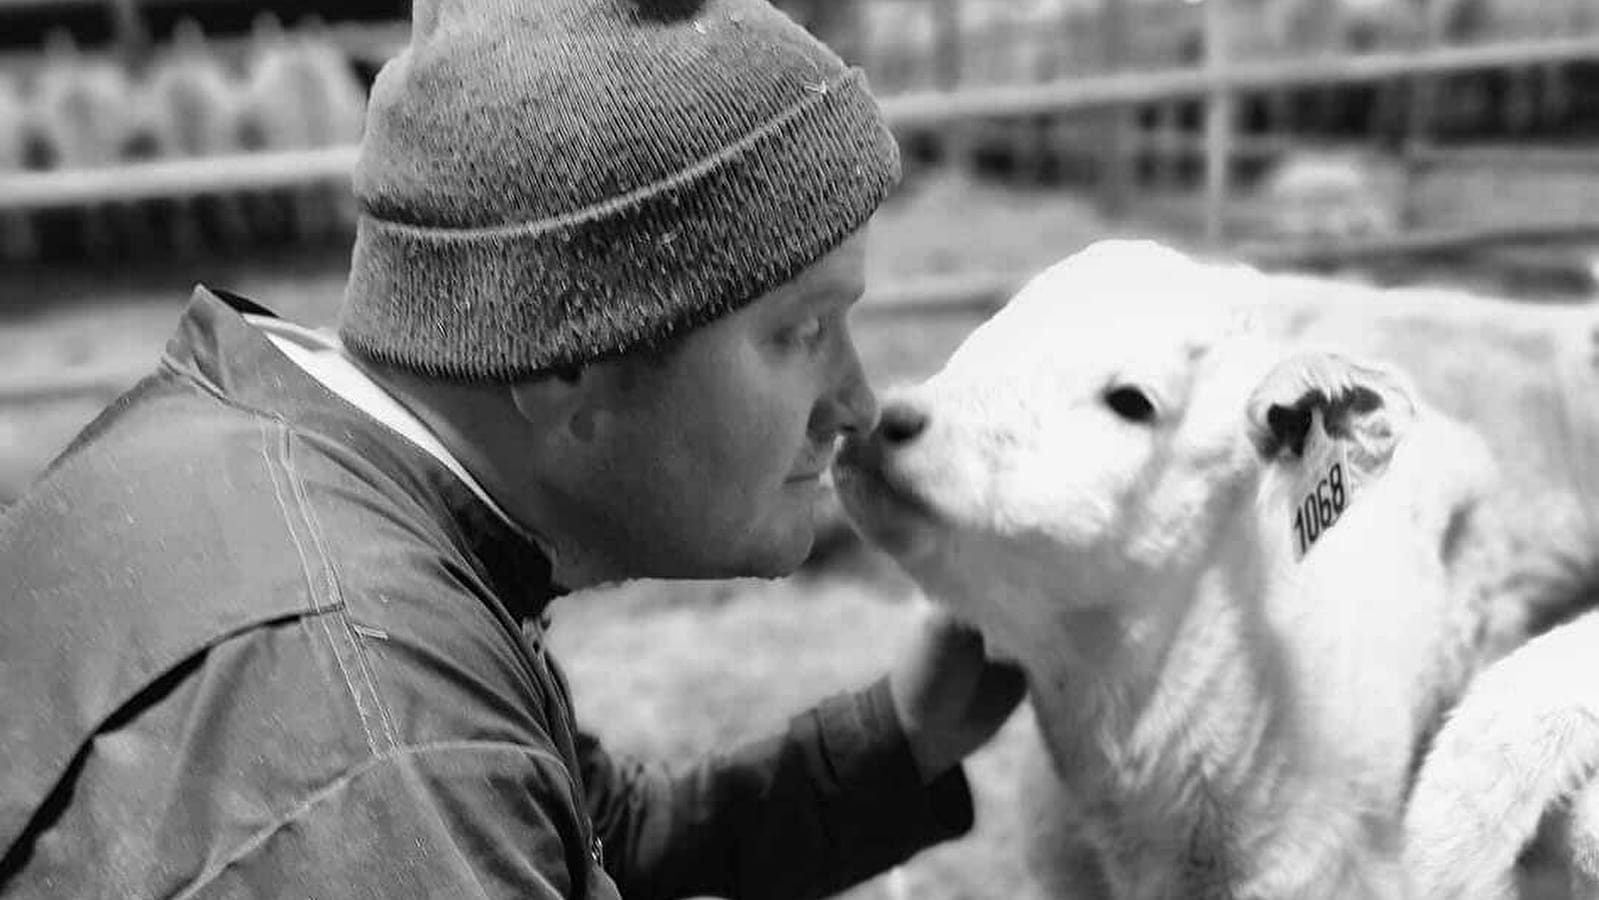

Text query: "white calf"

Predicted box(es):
[1109, 246, 1599, 894]
[836, 240, 1508, 898]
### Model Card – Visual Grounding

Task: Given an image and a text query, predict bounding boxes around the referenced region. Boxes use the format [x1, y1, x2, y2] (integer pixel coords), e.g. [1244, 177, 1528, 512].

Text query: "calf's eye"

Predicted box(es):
[1103, 385, 1157, 424]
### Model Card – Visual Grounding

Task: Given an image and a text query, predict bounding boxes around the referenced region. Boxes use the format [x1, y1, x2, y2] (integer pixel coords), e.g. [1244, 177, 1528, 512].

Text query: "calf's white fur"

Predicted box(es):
[836, 241, 1514, 898]
[1199, 248, 1599, 895]
[1404, 606, 1599, 899]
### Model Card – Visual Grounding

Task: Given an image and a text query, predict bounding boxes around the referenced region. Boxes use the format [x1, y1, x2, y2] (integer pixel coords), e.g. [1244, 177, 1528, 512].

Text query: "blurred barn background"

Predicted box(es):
[10, 0, 1599, 265]
[3, 0, 1598, 896]
[9, 0, 1599, 503]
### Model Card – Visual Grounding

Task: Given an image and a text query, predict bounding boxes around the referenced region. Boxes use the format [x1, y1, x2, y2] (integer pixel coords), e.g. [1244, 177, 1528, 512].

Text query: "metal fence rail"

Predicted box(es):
[0, 146, 359, 210]
[881, 34, 1599, 125]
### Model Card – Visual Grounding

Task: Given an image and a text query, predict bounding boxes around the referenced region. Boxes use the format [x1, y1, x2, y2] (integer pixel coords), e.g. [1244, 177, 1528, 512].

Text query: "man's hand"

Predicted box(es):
[889, 606, 1028, 783]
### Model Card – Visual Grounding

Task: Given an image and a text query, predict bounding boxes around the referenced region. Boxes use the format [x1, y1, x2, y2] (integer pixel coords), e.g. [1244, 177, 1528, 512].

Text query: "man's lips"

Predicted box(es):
[785, 447, 837, 484]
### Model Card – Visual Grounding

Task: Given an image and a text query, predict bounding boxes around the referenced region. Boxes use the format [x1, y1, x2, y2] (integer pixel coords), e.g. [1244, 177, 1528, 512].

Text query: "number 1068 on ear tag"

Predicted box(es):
[1291, 409, 1354, 562]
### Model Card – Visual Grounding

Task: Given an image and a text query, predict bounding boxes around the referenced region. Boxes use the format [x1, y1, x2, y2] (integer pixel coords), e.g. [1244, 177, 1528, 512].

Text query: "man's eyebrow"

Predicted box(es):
[791, 280, 866, 310]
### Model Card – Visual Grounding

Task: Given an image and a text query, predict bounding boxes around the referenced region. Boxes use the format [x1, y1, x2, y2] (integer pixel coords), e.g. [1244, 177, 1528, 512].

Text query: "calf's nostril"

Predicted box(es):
[878, 402, 928, 445]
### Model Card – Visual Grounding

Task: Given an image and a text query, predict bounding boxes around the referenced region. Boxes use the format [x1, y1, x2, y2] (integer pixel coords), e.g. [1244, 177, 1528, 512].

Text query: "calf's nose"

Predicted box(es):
[878, 401, 928, 446]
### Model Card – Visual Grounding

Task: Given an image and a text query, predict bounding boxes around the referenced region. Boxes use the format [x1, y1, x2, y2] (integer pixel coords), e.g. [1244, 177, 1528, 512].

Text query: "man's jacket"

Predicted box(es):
[0, 288, 972, 899]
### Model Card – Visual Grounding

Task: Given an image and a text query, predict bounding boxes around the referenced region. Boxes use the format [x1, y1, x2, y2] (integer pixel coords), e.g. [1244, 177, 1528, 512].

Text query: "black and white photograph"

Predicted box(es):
[3, 0, 1599, 897]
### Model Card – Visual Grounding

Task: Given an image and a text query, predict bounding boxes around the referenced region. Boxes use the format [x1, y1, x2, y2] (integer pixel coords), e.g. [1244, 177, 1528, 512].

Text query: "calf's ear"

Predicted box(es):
[1246, 351, 1417, 464]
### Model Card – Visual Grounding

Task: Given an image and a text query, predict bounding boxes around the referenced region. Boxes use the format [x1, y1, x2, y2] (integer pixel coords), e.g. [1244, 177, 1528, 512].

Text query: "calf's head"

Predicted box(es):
[834, 241, 1433, 665]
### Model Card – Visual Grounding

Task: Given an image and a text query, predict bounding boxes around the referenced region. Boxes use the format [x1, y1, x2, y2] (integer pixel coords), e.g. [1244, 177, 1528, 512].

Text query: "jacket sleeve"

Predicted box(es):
[575, 676, 974, 900]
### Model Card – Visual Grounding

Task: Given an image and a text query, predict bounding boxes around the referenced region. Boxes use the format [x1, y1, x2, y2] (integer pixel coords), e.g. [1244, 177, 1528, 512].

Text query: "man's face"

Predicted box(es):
[566, 232, 878, 580]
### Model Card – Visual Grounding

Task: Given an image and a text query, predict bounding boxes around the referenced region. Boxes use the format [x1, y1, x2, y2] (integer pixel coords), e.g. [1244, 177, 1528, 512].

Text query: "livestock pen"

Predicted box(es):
[10, 0, 1599, 296]
[3, 0, 1599, 896]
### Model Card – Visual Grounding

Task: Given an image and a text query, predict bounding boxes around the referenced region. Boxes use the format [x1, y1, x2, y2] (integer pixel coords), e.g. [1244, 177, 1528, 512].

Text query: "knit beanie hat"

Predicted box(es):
[338, 0, 901, 381]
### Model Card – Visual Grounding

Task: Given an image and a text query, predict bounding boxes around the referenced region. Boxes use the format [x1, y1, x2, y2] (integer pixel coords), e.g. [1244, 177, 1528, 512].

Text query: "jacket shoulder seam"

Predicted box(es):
[254, 417, 396, 757]
[282, 426, 403, 752]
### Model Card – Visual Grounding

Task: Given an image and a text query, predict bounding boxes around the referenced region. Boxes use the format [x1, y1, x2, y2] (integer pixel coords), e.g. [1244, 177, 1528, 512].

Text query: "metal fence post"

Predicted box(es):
[1203, 0, 1235, 248]
[1098, 0, 1134, 220]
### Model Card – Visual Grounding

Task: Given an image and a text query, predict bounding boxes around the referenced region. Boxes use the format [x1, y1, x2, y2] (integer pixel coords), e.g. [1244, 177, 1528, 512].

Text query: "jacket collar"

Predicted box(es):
[165, 285, 564, 621]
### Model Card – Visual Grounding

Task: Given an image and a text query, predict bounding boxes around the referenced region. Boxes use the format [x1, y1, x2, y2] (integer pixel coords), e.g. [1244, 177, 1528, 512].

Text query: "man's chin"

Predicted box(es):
[733, 516, 820, 580]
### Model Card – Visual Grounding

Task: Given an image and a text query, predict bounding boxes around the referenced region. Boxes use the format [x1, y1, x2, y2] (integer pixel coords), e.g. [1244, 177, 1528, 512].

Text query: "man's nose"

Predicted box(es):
[817, 336, 879, 439]
[838, 366, 879, 436]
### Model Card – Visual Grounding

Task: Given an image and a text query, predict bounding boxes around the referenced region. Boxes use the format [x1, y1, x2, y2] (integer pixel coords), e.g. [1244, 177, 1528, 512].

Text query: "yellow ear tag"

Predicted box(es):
[1290, 407, 1359, 562]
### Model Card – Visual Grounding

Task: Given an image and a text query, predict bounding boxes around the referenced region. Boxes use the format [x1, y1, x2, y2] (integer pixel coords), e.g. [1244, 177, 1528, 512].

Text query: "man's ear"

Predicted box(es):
[509, 366, 597, 443]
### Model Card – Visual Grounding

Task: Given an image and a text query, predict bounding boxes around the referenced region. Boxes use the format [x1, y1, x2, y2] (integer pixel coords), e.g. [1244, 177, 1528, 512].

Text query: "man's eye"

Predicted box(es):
[783, 317, 825, 348]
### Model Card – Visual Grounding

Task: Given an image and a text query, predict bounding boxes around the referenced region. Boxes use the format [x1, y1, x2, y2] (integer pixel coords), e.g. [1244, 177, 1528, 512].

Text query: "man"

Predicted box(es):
[0, 0, 1026, 897]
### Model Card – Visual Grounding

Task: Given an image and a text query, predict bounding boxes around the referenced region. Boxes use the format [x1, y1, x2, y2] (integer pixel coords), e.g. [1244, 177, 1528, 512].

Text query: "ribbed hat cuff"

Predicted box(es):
[339, 70, 899, 382]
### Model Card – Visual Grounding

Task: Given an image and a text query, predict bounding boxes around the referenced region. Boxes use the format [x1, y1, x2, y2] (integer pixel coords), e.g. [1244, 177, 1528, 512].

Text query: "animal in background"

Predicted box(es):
[134, 18, 254, 254]
[1263, 0, 1425, 136]
[236, 14, 367, 243]
[1427, 0, 1596, 134]
[0, 73, 39, 261]
[1255, 149, 1405, 241]
[1269, 0, 1427, 55]
[28, 30, 148, 258]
